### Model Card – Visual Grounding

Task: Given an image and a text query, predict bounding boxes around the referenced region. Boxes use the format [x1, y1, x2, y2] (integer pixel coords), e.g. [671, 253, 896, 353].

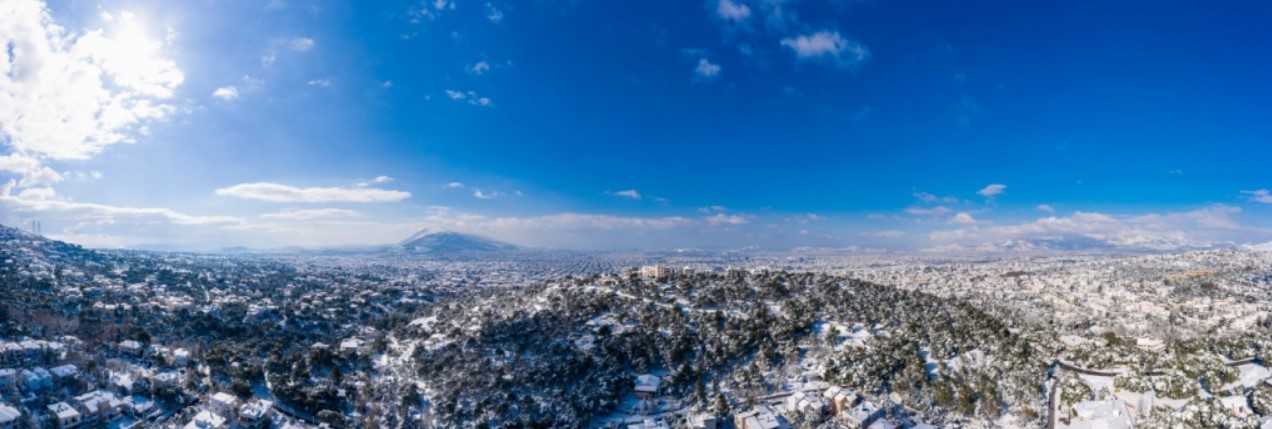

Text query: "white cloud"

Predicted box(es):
[1242, 189, 1272, 204]
[485, 3, 504, 23]
[0, 153, 62, 187]
[444, 89, 492, 107]
[261, 208, 360, 221]
[0, 1, 184, 161]
[212, 86, 239, 100]
[611, 189, 642, 200]
[287, 37, 314, 52]
[1036, 204, 1055, 213]
[354, 176, 394, 187]
[1, 188, 241, 226]
[927, 205, 1265, 251]
[705, 213, 748, 226]
[214, 182, 411, 203]
[695, 58, 722, 78]
[716, 0, 751, 22]
[446, 182, 465, 189]
[306, 79, 332, 87]
[780, 30, 869, 68]
[905, 206, 951, 217]
[977, 183, 1006, 198]
[469, 61, 490, 75]
[472, 189, 499, 200]
[949, 212, 977, 225]
[410, 0, 456, 22]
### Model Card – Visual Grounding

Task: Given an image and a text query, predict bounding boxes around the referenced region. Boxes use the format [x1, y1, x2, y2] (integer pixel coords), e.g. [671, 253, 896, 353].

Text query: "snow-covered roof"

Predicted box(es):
[0, 403, 19, 423]
[50, 364, 77, 378]
[634, 374, 661, 393]
[211, 392, 239, 407]
[184, 409, 226, 429]
[48, 402, 79, 420]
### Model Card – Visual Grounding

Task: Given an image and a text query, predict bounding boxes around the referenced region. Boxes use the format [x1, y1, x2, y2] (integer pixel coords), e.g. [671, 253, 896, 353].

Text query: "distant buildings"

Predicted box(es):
[639, 265, 673, 281]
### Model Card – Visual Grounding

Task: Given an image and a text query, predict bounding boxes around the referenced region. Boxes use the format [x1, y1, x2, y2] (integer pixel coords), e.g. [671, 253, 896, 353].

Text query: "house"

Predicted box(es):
[118, 340, 143, 356]
[209, 392, 239, 419]
[124, 396, 155, 418]
[74, 390, 123, 425]
[171, 348, 191, 366]
[47, 402, 81, 429]
[184, 409, 227, 429]
[689, 413, 718, 429]
[734, 406, 785, 429]
[109, 371, 139, 394]
[634, 374, 661, 399]
[0, 403, 19, 429]
[238, 399, 274, 429]
[50, 364, 78, 383]
[783, 391, 827, 418]
[19, 367, 51, 392]
[152, 370, 182, 389]
[339, 338, 363, 357]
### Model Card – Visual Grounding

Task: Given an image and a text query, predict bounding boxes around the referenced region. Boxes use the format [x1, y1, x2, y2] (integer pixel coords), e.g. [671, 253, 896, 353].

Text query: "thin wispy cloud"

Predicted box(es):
[610, 189, 641, 200]
[485, 2, 504, 23]
[445, 89, 493, 107]
[1242, 189, 1272, 204]
[261, 208, 360, 221]
[215, 182, 411, 203]
[716, 0, 751, 22]
[977, 183, 1007, 198]
[288, 37, 315, 51]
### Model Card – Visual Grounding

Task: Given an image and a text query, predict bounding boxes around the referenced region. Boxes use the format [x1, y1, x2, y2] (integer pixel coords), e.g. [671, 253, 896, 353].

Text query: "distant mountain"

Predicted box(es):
[399, 230, 519, 255]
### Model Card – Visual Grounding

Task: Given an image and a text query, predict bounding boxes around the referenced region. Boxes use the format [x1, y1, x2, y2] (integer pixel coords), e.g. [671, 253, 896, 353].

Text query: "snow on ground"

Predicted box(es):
[1224, 362, 1272, 390]
[1077, 373, 1115, 395]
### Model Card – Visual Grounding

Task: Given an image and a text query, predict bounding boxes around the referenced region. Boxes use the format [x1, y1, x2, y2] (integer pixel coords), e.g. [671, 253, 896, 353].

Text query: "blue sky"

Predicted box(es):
[1, 0, 1271, 251]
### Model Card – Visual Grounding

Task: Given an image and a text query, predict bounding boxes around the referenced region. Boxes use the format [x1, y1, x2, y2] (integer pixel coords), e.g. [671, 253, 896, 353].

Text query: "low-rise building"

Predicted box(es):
[184, 409, 227, 429]
[734, 405, 784, 429]
[47, 402, 81, 429]
[238, 399, 274, 429]
[118, 340, 143, 356]
[209, 392, 239, 420]
[19, 367, 51, 392]
[74, 390, 123, 425]
[49, 364, 78, 383]
[634, 374, 661, 399]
